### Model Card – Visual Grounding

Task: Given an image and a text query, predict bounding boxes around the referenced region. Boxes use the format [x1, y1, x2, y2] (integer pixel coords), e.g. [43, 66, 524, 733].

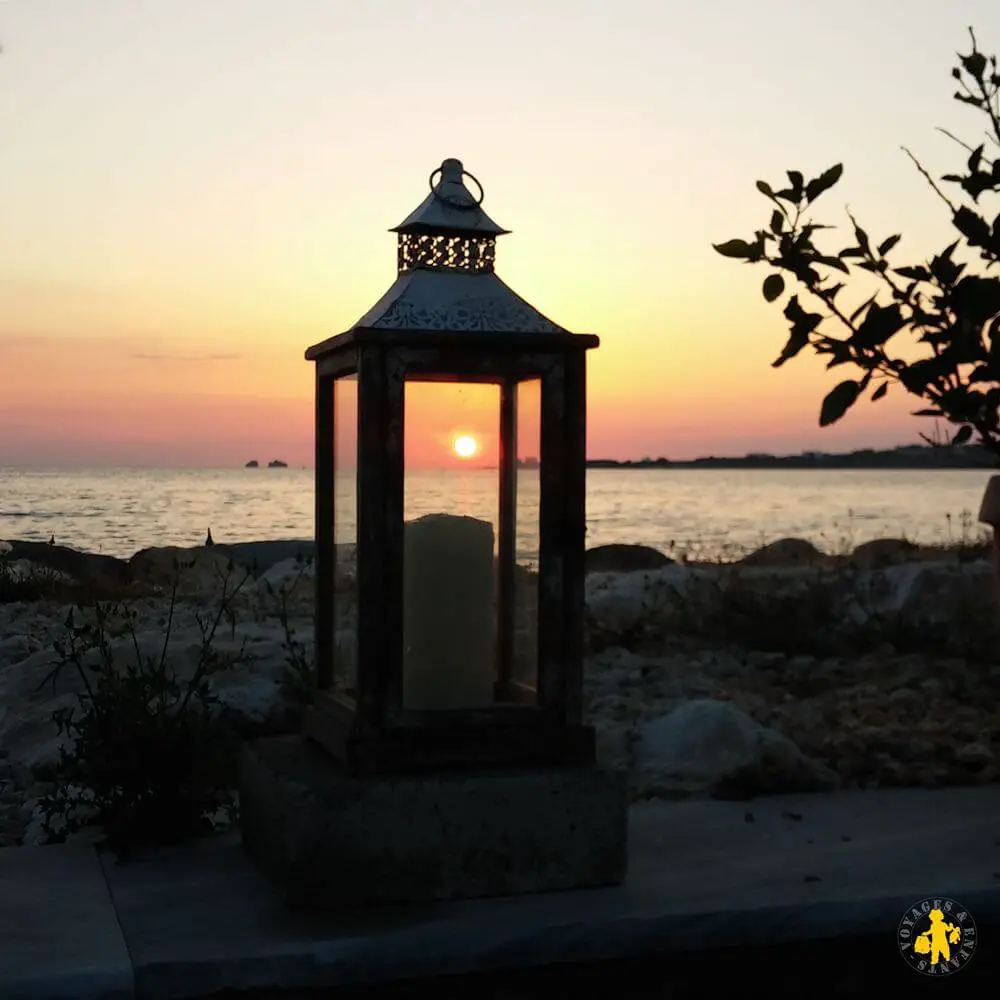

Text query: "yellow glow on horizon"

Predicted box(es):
[0, 0, 974, 467]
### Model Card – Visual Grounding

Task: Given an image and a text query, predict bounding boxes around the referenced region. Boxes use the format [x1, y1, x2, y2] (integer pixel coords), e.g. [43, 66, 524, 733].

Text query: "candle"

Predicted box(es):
[979, 475, 1000, 526]
[402, 513, 496, 711]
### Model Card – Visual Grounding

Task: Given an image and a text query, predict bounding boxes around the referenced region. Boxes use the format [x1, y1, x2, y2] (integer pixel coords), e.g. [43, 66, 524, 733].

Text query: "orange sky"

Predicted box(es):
[1, 1, 999, 468]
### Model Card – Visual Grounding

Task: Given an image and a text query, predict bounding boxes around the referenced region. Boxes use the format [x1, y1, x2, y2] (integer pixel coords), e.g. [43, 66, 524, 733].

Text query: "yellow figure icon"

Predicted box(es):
[914, 909, 961, 965]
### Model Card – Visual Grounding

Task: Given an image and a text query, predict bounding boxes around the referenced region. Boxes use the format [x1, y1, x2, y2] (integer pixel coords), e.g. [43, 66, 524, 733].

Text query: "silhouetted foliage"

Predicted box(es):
[34, 561, 252, 856]
[714, 27, 1000, 461]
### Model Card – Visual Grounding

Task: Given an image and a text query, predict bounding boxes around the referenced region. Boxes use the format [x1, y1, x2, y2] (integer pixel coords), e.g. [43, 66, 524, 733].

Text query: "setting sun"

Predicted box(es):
[452, 434, 479, 459]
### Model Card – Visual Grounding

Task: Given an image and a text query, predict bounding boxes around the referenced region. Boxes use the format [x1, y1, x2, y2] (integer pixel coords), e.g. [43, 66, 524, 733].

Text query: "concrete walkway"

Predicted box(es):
[2, 785, 1000, 999]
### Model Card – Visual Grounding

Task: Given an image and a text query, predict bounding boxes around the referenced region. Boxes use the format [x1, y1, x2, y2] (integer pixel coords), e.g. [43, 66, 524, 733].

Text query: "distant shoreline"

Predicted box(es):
[579, 444, 997, 471]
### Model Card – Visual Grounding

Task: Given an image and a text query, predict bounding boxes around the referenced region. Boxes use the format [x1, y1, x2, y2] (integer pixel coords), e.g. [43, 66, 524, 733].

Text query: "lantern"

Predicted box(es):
[240, 159, 626, 909]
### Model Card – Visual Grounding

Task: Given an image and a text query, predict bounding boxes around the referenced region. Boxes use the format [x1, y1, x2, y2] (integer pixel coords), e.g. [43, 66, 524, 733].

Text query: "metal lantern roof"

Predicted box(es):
[341, 158, 570, 336]
[351, 268, 567, 333]
[390, 157, 510, 237]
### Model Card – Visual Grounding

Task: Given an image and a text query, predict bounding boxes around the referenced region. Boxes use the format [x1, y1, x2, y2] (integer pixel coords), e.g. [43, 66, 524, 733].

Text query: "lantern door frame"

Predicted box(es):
[305, 326, 598, 775]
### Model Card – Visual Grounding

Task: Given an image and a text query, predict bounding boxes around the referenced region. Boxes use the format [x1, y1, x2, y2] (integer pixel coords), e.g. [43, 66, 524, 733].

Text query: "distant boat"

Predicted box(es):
[268, 459, 288, 468]
[245, 460, 259, 468]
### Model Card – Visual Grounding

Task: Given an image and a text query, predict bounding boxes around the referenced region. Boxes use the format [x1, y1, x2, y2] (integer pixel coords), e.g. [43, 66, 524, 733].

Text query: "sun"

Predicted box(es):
[452, 434, 479, 459]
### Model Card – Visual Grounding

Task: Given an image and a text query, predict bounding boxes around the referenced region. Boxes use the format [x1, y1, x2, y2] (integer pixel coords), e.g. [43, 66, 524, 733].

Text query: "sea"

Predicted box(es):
[0, 466, 995, 563]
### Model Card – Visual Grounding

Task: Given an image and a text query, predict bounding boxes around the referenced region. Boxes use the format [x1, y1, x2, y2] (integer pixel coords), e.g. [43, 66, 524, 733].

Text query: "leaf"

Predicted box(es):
[819, 379, 861, 427]
[949, 276, 1000, 326]
[853, 303, 905, 349]
[756, 180, 775, 198]
[713, 239, 757, 259]
[952, 425, 973, 445]
[783, 295, 823, 334]
[816, 255, 850, 273]
[953, 206, 992, 248]
[894, 265, 931, 281]
[968, 144, 984, 173]
[787, 170, 804, 193]
[770, 209, 784, 234]
[877, 234, 901, 256]
[763, 274, 785, 303]
[849, 294, 877, 323]
[871, 382, 889, 401]
[804, 164, 844, 203]
[969, 365, 995, 383]
[961, 51, 988, 80]
[773, 328, 810, 367]
[912, 408, 943, 417]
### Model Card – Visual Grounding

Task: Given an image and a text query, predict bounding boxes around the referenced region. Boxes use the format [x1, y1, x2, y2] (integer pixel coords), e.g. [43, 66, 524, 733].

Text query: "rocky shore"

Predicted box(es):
[1, 534, 998, 848]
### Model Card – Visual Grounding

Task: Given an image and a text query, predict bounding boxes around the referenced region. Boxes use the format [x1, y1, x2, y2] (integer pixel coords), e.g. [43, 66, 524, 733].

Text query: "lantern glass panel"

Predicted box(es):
[332, 372, 358, 706]
[512, 377, 541, 696]
[402, 379, 500, 712]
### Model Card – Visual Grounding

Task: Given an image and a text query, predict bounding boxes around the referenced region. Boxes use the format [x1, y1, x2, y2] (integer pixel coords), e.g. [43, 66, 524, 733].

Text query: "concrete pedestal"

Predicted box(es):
[238, 735, 629, 911]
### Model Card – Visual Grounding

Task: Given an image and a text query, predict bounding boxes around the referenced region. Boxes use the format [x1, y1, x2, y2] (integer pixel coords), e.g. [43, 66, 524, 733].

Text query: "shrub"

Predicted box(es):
[33, 559, 253, 856]
[713, 27, 1000, 460]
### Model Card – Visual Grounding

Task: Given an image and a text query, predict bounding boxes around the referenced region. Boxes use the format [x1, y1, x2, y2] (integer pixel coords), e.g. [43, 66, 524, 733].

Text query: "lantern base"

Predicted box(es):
[238, 735, 628, 911]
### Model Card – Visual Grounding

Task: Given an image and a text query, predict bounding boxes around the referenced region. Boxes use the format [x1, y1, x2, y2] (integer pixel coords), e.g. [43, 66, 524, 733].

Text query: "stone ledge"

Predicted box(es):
[0, 845, 133, 1000]
[238, 736, 629, 909]
[2, 786, 1000, 999]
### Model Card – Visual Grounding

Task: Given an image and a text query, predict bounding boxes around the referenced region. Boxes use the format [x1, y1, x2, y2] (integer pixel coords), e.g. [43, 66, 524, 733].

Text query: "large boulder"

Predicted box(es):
[585, 544, 673, 575]
[584, 561, 854, 648]
[212, 539, 315, 576]
[2, 541, 129, 585]
[849, 538, 919, 569]
[128, 546, 253, 598]
[740, 538, 826, 567]
[847, 559, 996, 629]
[633, 699, 839, 798]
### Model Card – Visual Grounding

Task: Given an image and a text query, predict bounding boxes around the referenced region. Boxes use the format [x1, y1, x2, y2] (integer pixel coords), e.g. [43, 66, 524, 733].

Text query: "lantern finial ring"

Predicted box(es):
[429, 160, 484, 210]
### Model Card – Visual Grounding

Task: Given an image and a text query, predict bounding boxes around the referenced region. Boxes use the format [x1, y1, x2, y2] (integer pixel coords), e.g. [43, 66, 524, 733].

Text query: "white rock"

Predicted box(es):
[851, 559, 994, 626]
[0, 608, 310, 770]
[2, 560, 71, 583]
[634, 698, 838, 795]
[258, 557, 315, 590]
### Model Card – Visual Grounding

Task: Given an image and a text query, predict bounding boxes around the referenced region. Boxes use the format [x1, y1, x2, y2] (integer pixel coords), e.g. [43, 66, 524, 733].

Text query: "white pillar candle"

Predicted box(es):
[979, 475, 1000, 526]
[402, 513, 496, 711]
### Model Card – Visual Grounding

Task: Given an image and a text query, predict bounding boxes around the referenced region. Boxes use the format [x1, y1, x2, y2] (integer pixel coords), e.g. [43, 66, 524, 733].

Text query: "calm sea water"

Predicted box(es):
[0, 467, 994, 562]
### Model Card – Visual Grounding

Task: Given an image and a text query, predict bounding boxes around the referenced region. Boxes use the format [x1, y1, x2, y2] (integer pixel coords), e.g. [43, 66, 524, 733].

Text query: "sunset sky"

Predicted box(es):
[2, 0, 1000, 468]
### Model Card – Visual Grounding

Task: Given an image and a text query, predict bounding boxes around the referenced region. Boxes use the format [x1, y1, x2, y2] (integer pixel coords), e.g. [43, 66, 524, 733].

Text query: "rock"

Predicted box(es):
[851, 560, 995, 629]
[585, 563, 716, 636]
[254, 557, 316, 603]
[956, 742, 993, 766]
[746, 651, 787, 670]
[0, 605, 308, 770]
[1, 560, 73, 584]
[6, 759, 32, 790]
[633, 699, 839, 798]
[850, 538, 919, 569]
[888, 688, 923, 710]
[128, 545, 253, 598]
[740, 538, 826, 567]
[585, 544, 673, 575]
[214, 539, 317, 576]
[2, 541, 129, 585]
